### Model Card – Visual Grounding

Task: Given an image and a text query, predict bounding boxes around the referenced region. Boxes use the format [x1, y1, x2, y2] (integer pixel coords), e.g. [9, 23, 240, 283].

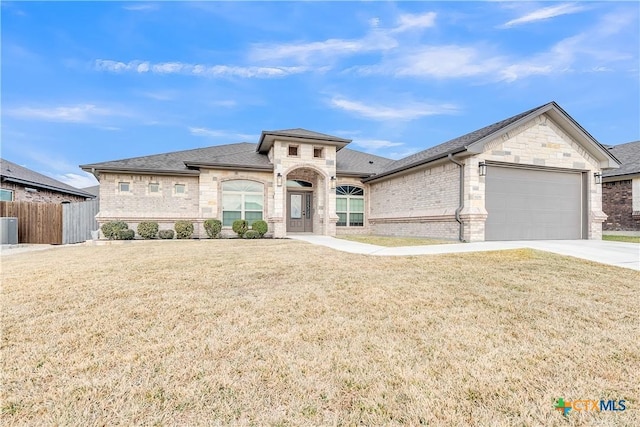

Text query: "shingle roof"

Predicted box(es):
[336, 148, 394, 175]
[366, 103, 552, 181]
[81, 143, 269, 174]
[603, 141, 640, 178]
[1, 158, 94, 198]
[81, 142, 391, 176]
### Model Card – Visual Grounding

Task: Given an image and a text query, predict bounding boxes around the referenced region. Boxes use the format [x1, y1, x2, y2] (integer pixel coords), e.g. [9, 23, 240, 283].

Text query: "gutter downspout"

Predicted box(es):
[448, 153, 465, 242]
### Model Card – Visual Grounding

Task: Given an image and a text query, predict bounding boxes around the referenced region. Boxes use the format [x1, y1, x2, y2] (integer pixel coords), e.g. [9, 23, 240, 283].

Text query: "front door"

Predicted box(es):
[287, 192, 312, 232]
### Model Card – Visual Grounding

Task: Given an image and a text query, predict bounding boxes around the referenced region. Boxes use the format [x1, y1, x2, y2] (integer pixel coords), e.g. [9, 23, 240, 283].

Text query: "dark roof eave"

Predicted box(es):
[362, 149, 468, 183]
[603, 171, 640, 180]
[80, 166, 201, 176]
[184, 162, 273, 172]
[336, 170, 375, 178]
[1, 176, 94, 198]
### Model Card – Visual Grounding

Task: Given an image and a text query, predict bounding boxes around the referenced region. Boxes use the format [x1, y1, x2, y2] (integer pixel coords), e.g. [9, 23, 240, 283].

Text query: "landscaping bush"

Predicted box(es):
[101, 221, 128, 240]
[137, 221, 159, 239]
[158, 229, 175, 239]
[251, 220, 268, 237]
[174, 221, 194, 239]
[232, 219, 248, 237]
[117, 229, 135, 240]
[204, 219, 222, 239]
[243, 230, 261, 239]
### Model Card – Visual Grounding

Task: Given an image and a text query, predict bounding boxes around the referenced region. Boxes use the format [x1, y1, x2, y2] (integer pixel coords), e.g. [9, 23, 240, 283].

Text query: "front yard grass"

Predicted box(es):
[603, 234, 640, 243]
[337, 234, 454, 247]
[1, 240, 638, 426]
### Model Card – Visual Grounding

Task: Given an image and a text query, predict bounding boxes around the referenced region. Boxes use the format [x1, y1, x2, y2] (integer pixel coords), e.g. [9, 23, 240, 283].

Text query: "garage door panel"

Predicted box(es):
[485, 166, 583, 241]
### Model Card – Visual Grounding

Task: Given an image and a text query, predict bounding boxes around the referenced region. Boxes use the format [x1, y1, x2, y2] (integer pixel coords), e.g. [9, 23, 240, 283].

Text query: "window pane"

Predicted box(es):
[149, 183, 159, 193]
[223, 211, 241, 227]
[349, 213, 364, 226]
[337, 213, 347, 226]
[244, 194, 263, 211]
[175, 184, 185, 194]
[119, 182, 129, 192]
[222, 180, 263, 193]
[290, 194, 302, 219]
[288, 145, 298, 156]
[245, 211, 263, 226]
[222, 194, 242, 211]
[336, 197, 347, 212]
[0, 189, 13, 201]
[349, 198, 364, 212]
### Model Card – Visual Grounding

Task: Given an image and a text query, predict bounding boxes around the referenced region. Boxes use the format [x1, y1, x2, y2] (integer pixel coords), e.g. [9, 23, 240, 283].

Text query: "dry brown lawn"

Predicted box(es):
[337, 235, 453, 247]
[1, 240, 639, 426]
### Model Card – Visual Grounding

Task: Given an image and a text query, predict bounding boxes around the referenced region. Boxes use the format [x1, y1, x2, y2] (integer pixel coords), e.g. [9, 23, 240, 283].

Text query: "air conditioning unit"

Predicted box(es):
[0, 217, 18, 244]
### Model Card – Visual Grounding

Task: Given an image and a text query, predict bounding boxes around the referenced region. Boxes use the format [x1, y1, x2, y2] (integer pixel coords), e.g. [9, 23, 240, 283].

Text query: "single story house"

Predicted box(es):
[80, 101, 619, 241]
[1, 158, 94, 203]
[602, 140, 640, 232]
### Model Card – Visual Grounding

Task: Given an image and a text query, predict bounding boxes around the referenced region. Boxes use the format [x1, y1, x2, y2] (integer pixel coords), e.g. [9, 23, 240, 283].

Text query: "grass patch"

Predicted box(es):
[603, 235, 640, 243]
[1, 241, 639, 425]
[337, 234, 453, 247]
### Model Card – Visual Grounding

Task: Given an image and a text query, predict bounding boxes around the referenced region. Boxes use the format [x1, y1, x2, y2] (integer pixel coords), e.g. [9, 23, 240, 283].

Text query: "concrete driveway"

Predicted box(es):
[288, 236, 640, 271]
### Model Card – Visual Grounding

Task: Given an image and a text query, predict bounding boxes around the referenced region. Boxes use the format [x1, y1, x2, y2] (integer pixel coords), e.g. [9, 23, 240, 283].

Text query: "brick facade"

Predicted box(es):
[602, 179, 640, 231]
[1, 182, 87, 203]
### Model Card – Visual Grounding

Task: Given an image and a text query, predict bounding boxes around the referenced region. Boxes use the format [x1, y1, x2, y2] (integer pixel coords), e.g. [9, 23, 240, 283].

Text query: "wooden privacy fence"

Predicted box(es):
[0, 199, 99, 245]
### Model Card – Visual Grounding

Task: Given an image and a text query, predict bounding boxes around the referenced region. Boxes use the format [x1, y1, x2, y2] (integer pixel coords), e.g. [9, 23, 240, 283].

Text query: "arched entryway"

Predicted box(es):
[284, 167, 329, 234]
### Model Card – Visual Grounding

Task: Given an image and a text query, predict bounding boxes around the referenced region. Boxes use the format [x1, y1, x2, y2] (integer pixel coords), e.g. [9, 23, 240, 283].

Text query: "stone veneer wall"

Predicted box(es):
[97, 173, 202, 236]
[602, 179, 640, 231]
[368, 161, 461, 239]
[1, 182, 88, 203]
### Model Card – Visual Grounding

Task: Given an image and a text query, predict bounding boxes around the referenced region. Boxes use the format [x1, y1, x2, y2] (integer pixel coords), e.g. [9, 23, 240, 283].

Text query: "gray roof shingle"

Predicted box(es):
[1, 158, 94, 198]
[263, 128, 351, 143]
[81, 142, 392, 176]
[603, 141, 640, 178]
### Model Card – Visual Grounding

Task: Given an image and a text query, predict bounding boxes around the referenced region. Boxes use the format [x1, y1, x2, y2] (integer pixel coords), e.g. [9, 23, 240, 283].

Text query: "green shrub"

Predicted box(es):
[251, 220, 268, 237]
[158, 229, 175, 239]
[101, 221, 128, 240]
[232, 219, 248, 237]
[204, 219, 222, 239]
[174, 221, 194, 239]
[117, 229, 135, 240]
[243, 230, 261, 239]
[137, 221, 159, 239]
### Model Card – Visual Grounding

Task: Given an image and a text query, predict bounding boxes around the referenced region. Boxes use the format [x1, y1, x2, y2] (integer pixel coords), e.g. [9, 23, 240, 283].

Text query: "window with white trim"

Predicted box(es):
[149, 183, 160, 193]
[222, 180, 264, 227]
[174, 184, 186, 194]
[336, 185, 364, 227]
[0, 189, 14, 201]
[118, 182, 130, 192]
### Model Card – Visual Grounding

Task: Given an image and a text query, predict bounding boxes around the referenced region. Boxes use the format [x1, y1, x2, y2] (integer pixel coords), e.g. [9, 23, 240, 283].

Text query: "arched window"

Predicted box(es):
[222, 180, 264, 226]
[336, 185, 364, 227]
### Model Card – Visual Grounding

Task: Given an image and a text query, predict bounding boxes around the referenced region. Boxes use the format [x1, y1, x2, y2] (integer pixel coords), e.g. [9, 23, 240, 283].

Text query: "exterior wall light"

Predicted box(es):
[330, 176, 336, 189]
[478, 162, 487, 177]
[594, 172, 602, 185]
[276, 172, 283, 187]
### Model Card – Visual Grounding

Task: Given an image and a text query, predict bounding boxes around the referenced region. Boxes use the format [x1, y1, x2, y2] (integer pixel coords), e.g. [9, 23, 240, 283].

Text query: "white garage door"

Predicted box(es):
[485, 166, 584, 241]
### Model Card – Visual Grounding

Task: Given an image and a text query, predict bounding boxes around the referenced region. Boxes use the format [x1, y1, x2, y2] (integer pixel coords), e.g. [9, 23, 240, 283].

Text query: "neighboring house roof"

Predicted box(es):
[81, 142, 390, 177]
[83, 185, 100, 197]
[364, 101, 619, 182]
[602, 141, 640, 179]
[1, 158, 94, 198]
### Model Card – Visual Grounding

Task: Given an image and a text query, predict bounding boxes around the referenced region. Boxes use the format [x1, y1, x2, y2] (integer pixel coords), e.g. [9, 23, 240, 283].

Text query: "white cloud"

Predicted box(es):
[55, 172, 98, 188]
[501, 3, 586, 28]
[123, 4, 158, 12]
[189, 127, 255, 141]
[330, 97, 458, 121]
[95, 59, 310, 78]
[351, 139, 405, 150]
[5, 104, 115, 123]
[393, 12, 437, 32]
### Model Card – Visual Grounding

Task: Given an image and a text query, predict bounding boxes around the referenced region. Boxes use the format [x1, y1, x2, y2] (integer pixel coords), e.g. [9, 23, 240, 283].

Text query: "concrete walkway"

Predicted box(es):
[287, 235, 640, 271]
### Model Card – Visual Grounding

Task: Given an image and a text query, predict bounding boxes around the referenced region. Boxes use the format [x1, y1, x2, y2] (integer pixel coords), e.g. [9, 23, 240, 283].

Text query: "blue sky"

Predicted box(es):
[2, 1, 638, 188]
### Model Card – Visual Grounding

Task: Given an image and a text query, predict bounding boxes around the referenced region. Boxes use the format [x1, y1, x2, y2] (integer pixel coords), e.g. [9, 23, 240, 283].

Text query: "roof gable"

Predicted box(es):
[257, 128, 351, 153]
[365, 101, 619, 182]
[1, 158, 94, 198]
